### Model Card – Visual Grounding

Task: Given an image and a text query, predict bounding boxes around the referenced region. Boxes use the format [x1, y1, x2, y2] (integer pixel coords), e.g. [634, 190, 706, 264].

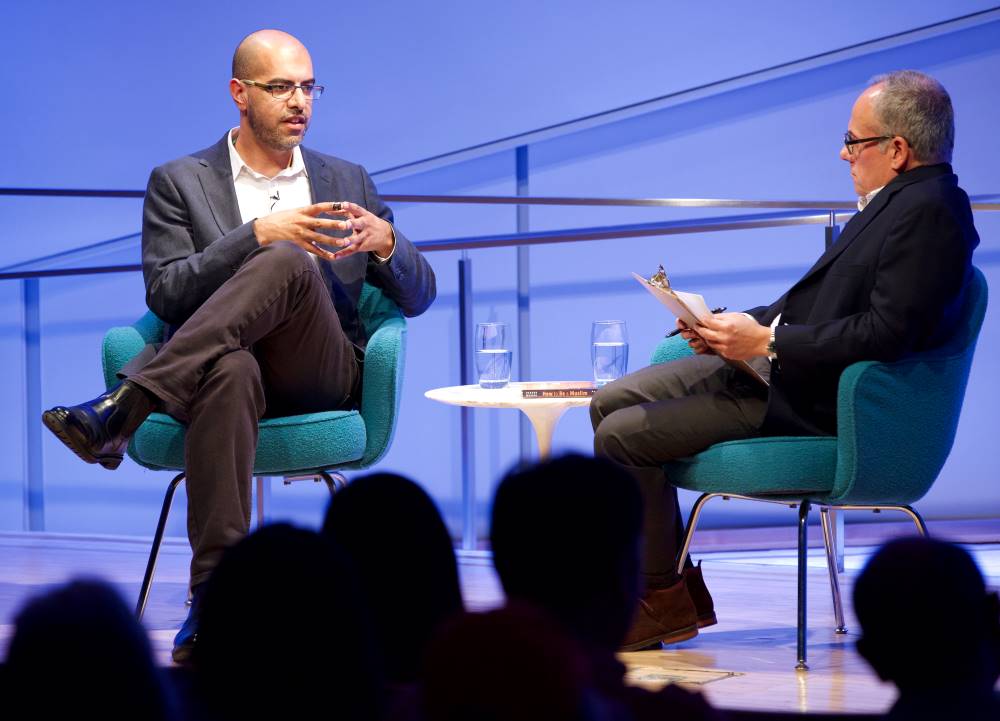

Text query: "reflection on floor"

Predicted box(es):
[0, 531, 997, 714]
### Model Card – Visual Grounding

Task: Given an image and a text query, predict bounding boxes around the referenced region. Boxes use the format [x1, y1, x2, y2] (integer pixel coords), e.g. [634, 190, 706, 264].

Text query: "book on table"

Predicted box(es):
[632, 268, 769, 388]
[520, 381, 598, 399]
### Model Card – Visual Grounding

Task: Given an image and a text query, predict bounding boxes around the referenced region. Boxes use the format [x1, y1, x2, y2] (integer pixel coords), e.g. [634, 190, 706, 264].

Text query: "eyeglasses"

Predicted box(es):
[843, 132, 892, 156]
[241, 80, 324, 100]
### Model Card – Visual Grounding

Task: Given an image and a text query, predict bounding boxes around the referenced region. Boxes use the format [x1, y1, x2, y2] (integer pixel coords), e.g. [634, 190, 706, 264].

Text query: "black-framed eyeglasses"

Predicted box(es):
[843, 132, 892, 156]
[241, 79, 324, 100]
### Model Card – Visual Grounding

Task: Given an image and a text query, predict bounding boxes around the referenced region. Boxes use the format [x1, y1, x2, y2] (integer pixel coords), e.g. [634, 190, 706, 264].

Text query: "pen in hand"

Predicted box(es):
[665, 307, 728, 337]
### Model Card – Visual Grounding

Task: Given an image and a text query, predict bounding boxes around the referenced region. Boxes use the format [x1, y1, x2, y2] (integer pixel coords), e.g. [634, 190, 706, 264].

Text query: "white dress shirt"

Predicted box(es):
[857, 185, 885, 212]
[227, 128, 312, 225]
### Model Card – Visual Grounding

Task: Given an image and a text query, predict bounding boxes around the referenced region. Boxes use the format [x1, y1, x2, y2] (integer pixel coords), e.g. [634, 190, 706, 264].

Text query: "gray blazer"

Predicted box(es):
[139, 132, 436, 350]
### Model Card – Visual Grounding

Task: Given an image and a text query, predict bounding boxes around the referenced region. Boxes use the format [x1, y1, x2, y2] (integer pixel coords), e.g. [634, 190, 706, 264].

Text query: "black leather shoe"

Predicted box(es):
[42, 381, 155, 470]
[172, 584, 204, 666]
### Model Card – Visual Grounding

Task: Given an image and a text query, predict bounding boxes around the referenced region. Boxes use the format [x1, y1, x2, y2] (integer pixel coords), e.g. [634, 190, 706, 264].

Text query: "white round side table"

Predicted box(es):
[424, 382, 594, 459]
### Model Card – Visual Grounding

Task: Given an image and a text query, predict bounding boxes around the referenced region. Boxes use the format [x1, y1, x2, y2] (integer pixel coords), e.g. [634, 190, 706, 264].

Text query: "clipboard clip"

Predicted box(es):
[649, 264, 671, 291]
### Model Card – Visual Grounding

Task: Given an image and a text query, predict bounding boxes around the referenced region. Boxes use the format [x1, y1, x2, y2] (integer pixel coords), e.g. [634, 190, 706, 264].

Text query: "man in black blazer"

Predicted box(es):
[591, 70, 979, 651]
[42, 30, 436, 661]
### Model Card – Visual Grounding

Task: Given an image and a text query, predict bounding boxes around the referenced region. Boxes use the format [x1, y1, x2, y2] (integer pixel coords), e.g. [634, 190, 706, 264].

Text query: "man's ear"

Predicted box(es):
[889, 136, 912, 171]
[230, 78, 247, 112]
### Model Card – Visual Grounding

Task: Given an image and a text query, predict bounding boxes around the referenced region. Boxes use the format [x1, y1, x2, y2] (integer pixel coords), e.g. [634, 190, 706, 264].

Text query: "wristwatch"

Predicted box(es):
[767, 328, 778, 361]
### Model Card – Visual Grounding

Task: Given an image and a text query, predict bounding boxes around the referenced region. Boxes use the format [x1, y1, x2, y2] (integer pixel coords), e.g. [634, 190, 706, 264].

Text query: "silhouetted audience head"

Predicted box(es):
[854, 537, 1000, 715]
[6, 578, 176, 721]
[422, 603, 595, 721]
[491, 453, 643, 652]
[322, 472, 464, 684]
[192, 523, 381, 721]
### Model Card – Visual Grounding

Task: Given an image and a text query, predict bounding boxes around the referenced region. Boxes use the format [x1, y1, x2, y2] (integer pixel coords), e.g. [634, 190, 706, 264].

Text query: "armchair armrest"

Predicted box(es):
[356, 316, 407, 468]
[102, 326, 148, 390]
[650, 334, 695, 366]
[101, 311, 165, 390]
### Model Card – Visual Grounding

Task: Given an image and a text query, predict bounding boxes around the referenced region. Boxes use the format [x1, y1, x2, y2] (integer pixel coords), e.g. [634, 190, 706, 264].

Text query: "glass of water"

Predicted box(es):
[591, 320, 629, 387]
[476, 322, 512, 389]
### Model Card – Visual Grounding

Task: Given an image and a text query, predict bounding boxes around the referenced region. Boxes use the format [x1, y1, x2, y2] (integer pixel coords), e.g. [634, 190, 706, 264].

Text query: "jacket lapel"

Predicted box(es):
[304, 149, 335, 204]
[195, 134, 243, 234]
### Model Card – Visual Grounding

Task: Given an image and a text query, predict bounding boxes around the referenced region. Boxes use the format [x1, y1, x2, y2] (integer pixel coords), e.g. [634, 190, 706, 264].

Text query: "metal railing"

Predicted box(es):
[3, 188, 998, 548]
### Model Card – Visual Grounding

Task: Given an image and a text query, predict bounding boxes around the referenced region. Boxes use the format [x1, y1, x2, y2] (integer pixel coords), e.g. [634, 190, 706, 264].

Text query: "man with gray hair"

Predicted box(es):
[591, 70, 979, 650]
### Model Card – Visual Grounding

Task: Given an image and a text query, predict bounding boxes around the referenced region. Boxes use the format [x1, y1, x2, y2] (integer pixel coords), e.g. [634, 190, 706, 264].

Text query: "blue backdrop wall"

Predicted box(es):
[2, 1, 998, 539]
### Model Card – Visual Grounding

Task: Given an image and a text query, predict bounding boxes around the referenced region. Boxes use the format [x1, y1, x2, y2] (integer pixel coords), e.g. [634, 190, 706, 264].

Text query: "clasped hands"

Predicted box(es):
[677, 313, 770, 361]
[254, 201, 395, 262]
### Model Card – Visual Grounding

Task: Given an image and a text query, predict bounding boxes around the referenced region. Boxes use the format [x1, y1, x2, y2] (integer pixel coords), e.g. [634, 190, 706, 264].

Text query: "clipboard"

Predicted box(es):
[633, 272, 769, 388]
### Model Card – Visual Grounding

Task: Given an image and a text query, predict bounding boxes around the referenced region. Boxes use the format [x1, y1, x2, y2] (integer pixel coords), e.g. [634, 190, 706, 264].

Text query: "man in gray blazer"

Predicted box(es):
[42, 29, 436, 662]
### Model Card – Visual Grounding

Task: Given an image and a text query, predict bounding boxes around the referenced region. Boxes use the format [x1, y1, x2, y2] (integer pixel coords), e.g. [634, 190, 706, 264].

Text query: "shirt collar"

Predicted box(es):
[857, 185, 885, 211]
[227, 128, 307, 181]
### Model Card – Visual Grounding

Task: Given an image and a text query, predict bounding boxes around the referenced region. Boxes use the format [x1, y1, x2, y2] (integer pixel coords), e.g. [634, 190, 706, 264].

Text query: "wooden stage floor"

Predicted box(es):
[1, 521, 998, 715]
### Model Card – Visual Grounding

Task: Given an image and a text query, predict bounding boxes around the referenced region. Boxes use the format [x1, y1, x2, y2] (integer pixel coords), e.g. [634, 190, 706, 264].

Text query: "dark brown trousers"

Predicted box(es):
[130, 241, 360, 586]
[590, 354, 770, 587]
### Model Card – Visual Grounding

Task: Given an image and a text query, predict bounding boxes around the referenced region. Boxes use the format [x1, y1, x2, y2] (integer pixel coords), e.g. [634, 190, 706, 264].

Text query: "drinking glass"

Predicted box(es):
[591, 320, 629, 387]
[476, 322, 512, 389]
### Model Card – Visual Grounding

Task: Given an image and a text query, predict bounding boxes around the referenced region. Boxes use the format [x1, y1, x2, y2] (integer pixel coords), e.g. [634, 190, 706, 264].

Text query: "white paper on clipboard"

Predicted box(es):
[632, 273, 714, 325]
[631, 272, 769, 388]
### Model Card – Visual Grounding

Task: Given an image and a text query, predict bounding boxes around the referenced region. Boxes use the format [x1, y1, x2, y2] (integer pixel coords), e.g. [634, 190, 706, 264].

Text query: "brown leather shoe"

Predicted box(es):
[620, 577, 699, 651]
[683, 562, 717, 628]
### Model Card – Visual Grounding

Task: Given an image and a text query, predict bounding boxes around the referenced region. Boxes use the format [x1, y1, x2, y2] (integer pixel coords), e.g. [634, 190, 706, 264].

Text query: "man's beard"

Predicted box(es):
[247, 101, 307, 151]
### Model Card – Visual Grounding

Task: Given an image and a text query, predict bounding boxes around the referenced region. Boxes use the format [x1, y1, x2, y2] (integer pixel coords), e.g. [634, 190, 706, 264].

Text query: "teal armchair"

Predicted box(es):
[102, 283, 407, 619]
[652, 267, 987, 669]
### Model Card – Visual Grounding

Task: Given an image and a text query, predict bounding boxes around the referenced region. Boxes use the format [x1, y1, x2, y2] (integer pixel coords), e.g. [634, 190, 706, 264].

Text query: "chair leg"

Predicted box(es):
[136, 472, 185, 622]
[255, 476, 271, 530]
[796, 499, 811, 671]
[896, 505, 929, 536]
[675, 493, 720, 575]
[318, 470, 347, 496]
[819, 507, 847, 634]
[833, 508, 845, 573]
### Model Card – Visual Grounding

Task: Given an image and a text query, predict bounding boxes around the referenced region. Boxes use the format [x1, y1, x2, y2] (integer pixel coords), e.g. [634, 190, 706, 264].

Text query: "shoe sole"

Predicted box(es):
[620, 622, 699, 652]
[41, 410, 123, 470]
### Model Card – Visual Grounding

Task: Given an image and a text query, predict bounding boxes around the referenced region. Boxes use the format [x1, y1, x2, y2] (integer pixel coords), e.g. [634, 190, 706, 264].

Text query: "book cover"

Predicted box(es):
[520, 381, 597, 399]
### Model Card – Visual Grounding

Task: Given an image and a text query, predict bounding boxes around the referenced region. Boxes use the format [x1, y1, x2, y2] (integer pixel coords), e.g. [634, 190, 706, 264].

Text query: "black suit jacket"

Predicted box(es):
[139, 133, 436, 349]
[746, 163, 978, 436]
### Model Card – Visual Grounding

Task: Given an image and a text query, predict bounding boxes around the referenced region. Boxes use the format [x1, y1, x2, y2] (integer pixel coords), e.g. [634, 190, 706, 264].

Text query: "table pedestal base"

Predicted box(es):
[520, 405, 572, 459]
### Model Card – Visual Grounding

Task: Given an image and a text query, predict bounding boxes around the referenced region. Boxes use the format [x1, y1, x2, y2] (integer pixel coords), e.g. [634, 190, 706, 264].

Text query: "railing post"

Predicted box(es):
[458, 251, 477, 550]
[515, 145, 532, 460]
[22, 278, 44, 531]
[825, 210, 840, 249]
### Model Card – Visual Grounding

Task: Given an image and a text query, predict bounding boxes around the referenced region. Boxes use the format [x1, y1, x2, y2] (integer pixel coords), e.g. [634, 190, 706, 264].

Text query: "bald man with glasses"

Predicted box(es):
[43, 29, 436, 663]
